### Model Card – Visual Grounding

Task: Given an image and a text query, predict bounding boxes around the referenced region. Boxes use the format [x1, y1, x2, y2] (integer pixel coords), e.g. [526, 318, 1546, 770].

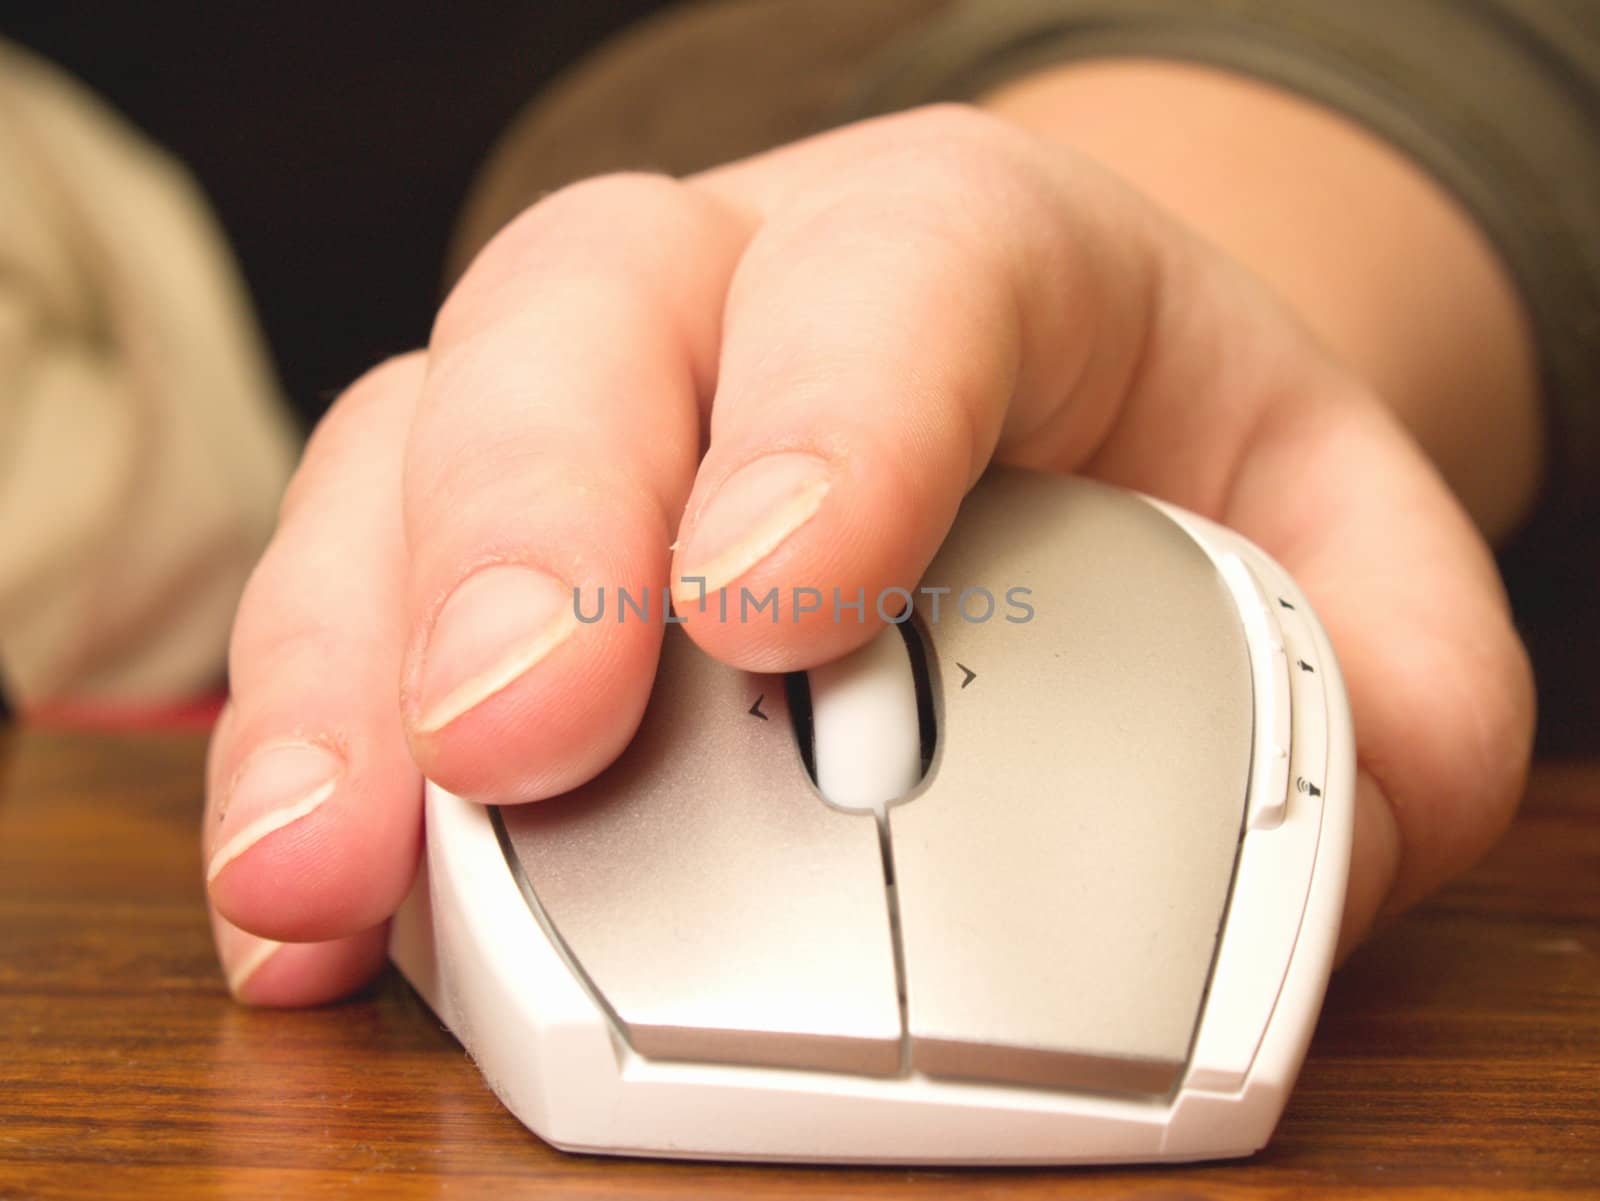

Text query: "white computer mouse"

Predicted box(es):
[389, 466, 1353, 1165]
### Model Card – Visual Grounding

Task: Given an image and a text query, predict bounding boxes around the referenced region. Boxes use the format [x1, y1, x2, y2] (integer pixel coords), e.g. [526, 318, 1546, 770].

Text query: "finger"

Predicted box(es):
[1223, 379, 1534, 950]
[206, 355, 424, 948]
[399, 173, 751, 802]
[1045, 213, 1533, 941]
[1338, 768, 1403, 962]
[211, 911, 389, 1008]
[1059, 219, 1533, 944]
[675, 106, 1172, 668]
[205, 699, 392, 1003]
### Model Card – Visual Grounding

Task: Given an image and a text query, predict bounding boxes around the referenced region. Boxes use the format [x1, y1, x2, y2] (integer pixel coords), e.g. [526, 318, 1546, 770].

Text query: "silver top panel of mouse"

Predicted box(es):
[499, 469, 1253, 1096]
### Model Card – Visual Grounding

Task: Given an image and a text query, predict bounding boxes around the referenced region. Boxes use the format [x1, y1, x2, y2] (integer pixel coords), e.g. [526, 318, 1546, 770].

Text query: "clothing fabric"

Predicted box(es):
[0, 40, 296, 707]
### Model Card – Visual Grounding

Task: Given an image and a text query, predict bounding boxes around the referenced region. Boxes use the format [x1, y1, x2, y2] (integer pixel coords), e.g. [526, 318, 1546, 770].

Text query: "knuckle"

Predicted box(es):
[339, 350, 429, 417]
[770, 107, 1042, 261]
[225, 555, 294, 688]
[229, 525, 325, 648]
[318, 352, 425, 444]
[897, 101, 1012, 148]
[278, 352, 423, 522]
[861, 103, 1025, 182]
[433, 170, 692, 345]
[523, 170, 690, 229]
[226, 537, 348, 697]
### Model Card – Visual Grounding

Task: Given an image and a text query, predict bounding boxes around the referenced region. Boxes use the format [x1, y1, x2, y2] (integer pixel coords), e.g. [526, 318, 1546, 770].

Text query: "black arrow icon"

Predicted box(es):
[956, 663, 977, 690]
[1297, 658, 1316, 673]
[1278, 597, 1296, 610]
[748, 694, 768, 721]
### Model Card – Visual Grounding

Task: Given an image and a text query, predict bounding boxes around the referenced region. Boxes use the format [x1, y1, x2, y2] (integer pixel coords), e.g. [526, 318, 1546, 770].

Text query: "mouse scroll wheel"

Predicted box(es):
[801, 624, 930, 817]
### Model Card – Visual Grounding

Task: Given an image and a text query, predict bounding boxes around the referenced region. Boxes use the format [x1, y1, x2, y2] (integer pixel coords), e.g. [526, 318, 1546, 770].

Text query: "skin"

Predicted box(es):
[203, 61, 1539, 1005]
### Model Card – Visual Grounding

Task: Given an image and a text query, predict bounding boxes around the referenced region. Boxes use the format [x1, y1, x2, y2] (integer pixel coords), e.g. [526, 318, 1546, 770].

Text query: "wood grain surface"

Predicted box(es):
[1, 730, 1596, 1199]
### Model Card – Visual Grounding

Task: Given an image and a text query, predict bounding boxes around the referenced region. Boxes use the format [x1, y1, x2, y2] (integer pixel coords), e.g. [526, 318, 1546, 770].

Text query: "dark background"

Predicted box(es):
[3, 1, 673, 425]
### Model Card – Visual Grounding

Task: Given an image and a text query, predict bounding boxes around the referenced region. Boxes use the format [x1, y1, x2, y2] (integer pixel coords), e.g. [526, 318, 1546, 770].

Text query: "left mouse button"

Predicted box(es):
[498, 627, 902, 1076]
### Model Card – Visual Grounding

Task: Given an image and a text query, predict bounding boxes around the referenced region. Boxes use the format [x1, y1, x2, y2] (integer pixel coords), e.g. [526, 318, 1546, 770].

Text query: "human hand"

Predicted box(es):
[203, 104, 1533, 1003]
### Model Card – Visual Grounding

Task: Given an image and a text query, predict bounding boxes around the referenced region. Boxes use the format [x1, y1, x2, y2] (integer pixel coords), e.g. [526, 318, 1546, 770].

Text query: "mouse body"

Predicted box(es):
[390, 467, 1353, 1164]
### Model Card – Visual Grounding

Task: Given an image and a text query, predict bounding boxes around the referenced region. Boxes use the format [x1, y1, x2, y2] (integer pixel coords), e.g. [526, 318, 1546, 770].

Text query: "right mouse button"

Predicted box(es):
[888, 470, 1254, 1096]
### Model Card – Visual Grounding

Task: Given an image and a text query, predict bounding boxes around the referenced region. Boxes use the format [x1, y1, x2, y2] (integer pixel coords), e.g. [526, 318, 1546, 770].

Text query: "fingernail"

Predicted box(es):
[207, 742, 344, 883]
[673, 452, 832, 605]
[224, 933, 286, 999]
[416, 564, 577, 733]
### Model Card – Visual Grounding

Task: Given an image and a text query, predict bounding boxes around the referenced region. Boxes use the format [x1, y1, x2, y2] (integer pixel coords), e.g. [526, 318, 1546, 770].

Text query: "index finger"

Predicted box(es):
[400, 174, 751, 801]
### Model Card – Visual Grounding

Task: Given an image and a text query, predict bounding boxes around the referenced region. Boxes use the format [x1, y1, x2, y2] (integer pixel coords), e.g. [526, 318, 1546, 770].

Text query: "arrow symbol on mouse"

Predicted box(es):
[956, 663, 977, 690]
[748, 694, 769, 721]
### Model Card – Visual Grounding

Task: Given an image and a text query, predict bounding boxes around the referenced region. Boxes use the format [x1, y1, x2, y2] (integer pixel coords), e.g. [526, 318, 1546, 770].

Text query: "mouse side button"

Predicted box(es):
[1185, 548, 1336, 1094]
[1216, 554, 1294, 831]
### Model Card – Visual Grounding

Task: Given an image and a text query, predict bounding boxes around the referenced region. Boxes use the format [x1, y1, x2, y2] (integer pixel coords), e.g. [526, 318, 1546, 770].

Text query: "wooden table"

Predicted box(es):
[2, 731, 1596, 1199]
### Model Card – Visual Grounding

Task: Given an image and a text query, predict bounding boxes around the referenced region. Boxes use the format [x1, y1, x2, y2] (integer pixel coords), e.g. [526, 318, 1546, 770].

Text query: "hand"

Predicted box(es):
[203, 103, 1533, 1004]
